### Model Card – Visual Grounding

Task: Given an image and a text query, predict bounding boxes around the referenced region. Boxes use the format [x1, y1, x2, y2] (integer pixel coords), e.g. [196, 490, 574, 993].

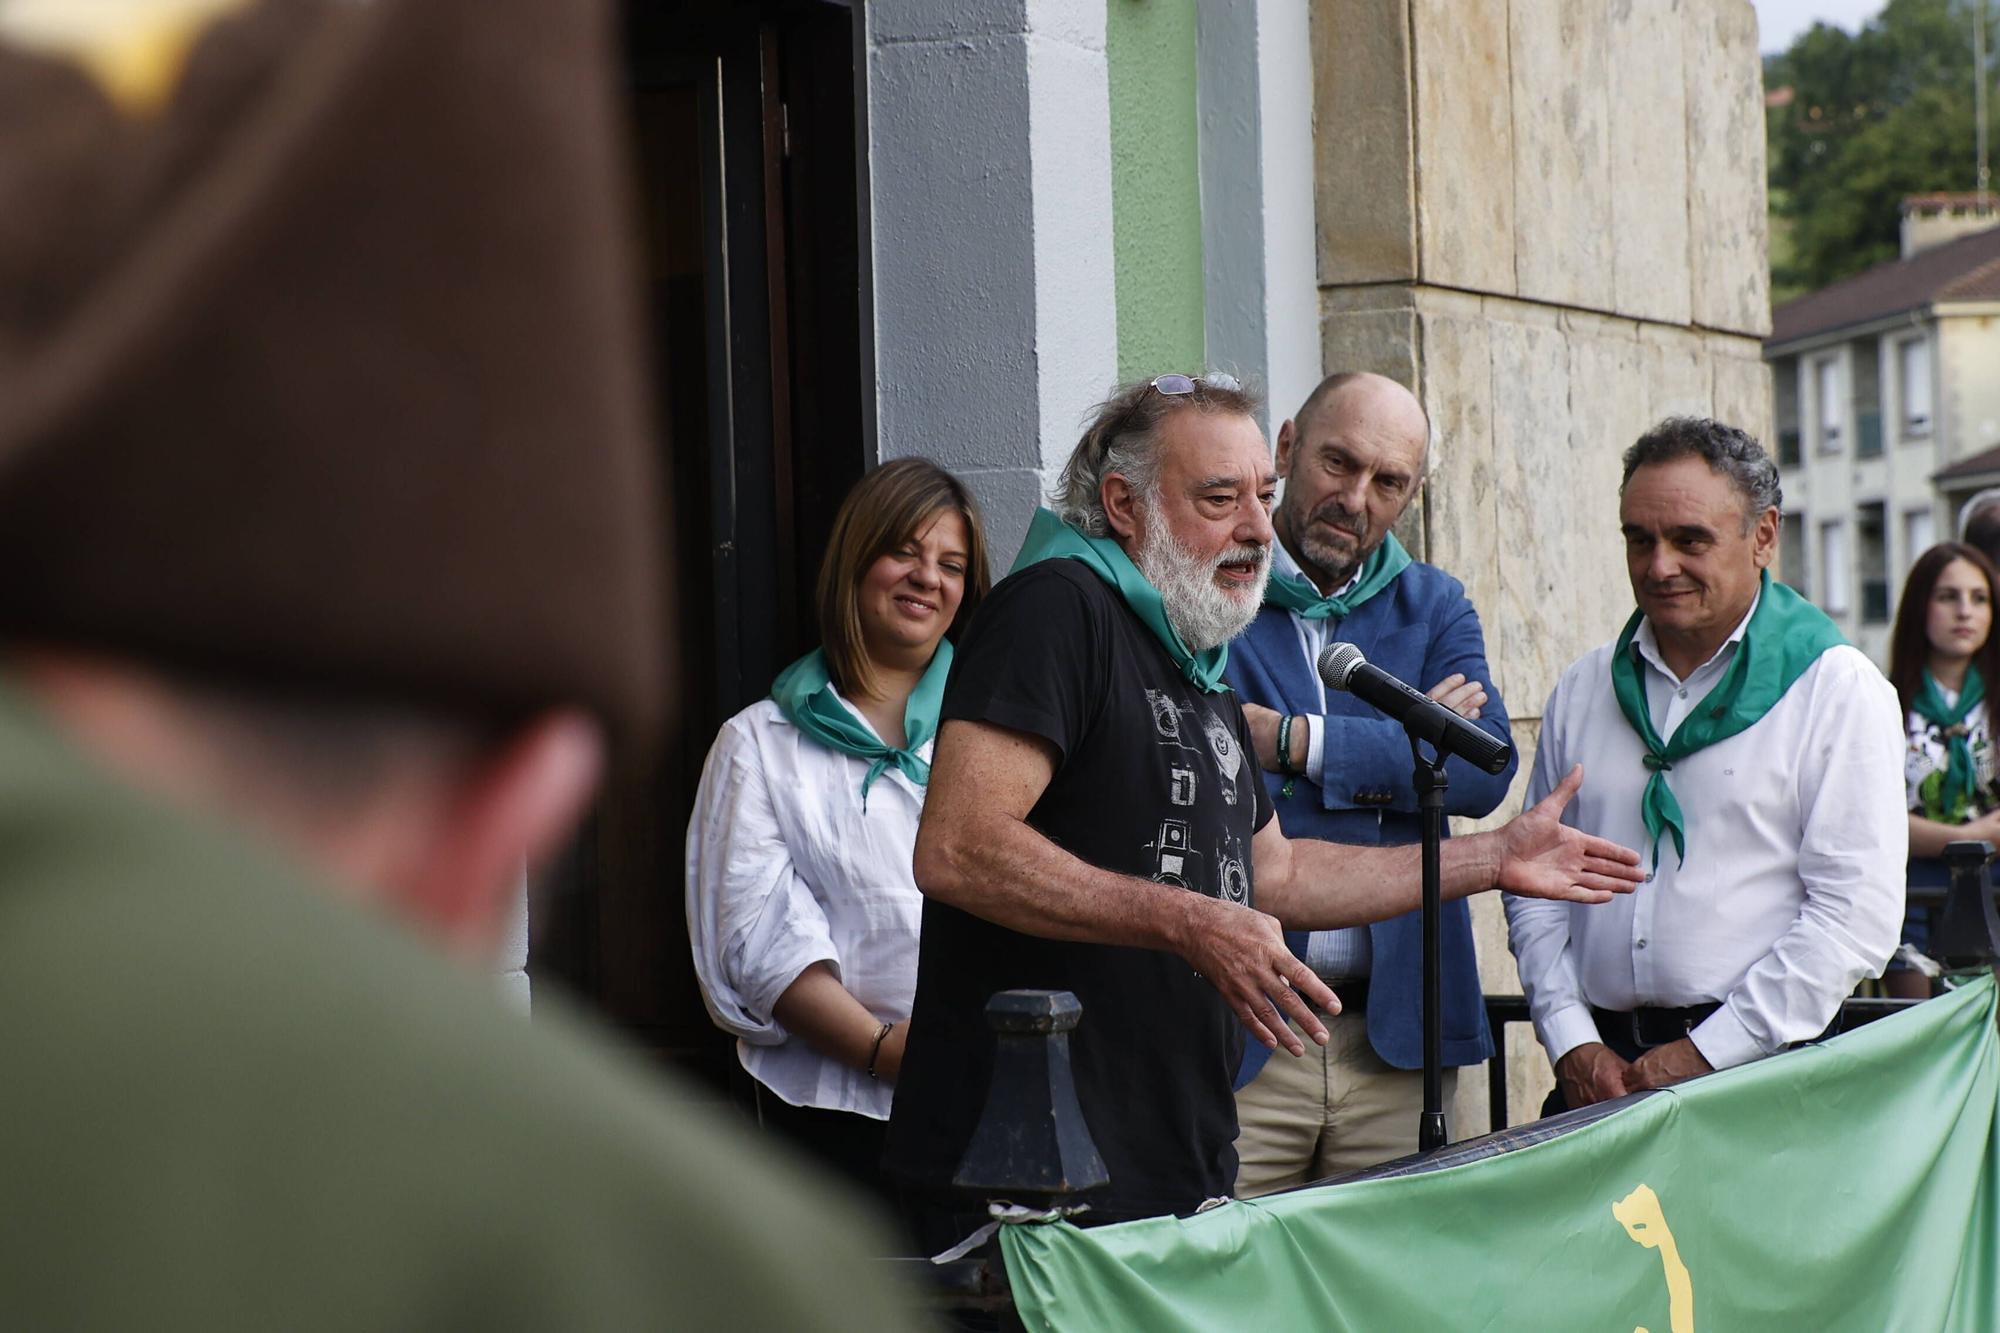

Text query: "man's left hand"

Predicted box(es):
[1493, 764, 1646, 902]
[1241, 702, 1287, 774]
[1624, 1037, 1713, 1092]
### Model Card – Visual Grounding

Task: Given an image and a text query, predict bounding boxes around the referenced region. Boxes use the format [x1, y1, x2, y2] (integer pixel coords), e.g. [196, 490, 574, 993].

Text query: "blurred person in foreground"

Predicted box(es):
[1505, 418, 1904, 1115]
[0, 0, 920, 1327]
[884, 373, 1645, 1249]
[687, 459, 990, 1203]
[1885, 543, 2000, 998]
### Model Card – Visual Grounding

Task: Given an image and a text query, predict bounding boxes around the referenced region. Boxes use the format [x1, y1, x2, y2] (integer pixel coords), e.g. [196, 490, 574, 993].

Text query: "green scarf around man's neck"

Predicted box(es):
[1610, 571, 1845, 867]
[1010, 508, 1230, 694]
[1263, 529, 1412, 620]
[1913, 666, 1986, 816]
[770, 642, 953, 804]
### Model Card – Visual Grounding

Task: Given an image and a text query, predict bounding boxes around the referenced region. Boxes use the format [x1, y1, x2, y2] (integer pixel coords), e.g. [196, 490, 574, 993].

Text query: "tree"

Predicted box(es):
[1765, 0, 1998, 298]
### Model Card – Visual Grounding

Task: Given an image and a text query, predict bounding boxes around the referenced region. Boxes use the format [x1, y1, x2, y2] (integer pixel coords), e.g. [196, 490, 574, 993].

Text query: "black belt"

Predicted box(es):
[1317, 977, 1367, 1014]
[1591, 1003, 1719, 1049]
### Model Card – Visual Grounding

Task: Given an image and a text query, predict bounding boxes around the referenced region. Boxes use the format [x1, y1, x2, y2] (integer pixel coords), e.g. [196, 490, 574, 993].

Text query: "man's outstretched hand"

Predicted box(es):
[1494, 765, 1645, 902]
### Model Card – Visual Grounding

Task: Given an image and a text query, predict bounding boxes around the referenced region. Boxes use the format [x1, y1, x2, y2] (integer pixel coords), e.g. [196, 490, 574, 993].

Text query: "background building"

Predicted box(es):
[545, 0, 1776, 1139]
[1767, 202, 2000, 662]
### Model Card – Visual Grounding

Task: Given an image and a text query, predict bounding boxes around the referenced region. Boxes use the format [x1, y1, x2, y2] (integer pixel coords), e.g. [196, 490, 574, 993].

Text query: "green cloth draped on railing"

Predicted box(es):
[1001, 974, 2000, 1332]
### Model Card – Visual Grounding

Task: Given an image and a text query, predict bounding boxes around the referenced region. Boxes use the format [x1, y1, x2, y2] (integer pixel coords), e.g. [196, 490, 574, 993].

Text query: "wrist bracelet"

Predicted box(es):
[866, 1021, 894, 1080]
[1277, 714, 1301, 797]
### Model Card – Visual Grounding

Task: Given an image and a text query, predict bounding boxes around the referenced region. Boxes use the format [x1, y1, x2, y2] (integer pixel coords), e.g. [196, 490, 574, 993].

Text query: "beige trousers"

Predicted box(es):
[1233, 1010, 1457, 1197]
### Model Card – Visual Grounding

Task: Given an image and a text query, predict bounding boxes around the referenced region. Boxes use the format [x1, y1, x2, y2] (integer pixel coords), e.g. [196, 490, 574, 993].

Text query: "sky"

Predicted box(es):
[1751, 0, 1889, 53]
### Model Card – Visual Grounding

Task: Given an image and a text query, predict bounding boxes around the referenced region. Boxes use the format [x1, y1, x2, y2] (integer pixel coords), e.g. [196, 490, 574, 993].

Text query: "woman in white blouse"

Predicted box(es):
[1887, 541, 2000, 998]
[685, 458, 989, 1199]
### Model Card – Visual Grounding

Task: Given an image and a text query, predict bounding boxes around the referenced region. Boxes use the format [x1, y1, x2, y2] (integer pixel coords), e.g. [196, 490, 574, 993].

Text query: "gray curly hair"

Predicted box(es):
[1620, 416, 1782, 532]
[1054, 374, 1265, 536]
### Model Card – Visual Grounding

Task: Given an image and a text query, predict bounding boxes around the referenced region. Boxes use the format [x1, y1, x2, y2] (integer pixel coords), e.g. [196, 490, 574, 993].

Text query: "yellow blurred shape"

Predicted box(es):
[0, 0, 258, 114]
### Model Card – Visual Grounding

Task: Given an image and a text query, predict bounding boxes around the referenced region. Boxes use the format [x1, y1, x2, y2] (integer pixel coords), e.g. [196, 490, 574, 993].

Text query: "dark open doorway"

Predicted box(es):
[531, 0, 869, 1108]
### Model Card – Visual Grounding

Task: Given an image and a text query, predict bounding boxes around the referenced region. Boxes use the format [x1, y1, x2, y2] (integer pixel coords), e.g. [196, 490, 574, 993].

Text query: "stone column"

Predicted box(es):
[1309, 0, 1774, 1124]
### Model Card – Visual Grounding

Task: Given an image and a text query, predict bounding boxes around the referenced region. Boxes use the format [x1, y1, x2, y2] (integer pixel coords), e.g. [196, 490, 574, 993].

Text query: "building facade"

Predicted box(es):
[555, 0, 1776, 1136]
[1767, 213, 2000, 663]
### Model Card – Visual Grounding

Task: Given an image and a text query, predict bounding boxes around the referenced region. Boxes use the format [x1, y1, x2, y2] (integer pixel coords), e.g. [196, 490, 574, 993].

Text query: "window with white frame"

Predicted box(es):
[1904, 506, 1937, 571]
[1819, 518, 1851, 614]
[1780, 513, 1808, 597]
[1815, 357, 1842, 452]
[1898, 337, 1932, 436]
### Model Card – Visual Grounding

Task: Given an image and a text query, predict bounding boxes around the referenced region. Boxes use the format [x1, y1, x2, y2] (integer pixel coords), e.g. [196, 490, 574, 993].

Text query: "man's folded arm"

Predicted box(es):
[1305, 597, 1518, 819]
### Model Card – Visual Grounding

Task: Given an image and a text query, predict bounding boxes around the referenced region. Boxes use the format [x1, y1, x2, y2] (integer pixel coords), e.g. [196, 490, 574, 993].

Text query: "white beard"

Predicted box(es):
[1134, 520, 1271, 652]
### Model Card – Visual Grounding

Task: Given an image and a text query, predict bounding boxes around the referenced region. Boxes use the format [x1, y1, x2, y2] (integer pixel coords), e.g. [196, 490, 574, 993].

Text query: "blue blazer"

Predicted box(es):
[1230, 560, 1513, 1084]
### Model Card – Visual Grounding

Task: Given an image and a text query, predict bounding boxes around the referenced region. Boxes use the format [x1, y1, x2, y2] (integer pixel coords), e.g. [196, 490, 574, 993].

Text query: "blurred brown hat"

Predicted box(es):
[0, 0, 665, 743]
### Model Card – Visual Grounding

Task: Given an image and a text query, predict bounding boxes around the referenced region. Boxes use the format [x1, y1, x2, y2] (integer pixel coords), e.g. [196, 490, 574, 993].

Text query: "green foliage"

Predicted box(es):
[1765, 0, 1998, 295]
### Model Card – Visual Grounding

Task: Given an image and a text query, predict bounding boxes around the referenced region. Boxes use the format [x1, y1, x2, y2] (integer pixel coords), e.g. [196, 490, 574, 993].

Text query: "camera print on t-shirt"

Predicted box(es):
[1143, 688, 1253, 905]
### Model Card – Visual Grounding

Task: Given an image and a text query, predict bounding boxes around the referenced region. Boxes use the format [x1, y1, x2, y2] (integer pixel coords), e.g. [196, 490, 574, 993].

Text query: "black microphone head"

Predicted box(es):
[1317, 642, 1366, 692]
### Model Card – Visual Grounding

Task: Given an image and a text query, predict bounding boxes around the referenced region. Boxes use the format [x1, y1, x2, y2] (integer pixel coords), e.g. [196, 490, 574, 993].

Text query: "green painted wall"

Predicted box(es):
[1105, 0, 1205, 381]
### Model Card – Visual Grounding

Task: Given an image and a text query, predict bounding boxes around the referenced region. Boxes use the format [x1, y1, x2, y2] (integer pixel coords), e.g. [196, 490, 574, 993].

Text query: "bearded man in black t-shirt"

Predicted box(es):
[883, 375, 1644, 1243]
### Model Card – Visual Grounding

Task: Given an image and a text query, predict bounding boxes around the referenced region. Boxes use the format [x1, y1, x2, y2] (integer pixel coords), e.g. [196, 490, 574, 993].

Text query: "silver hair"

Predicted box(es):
[1619, 416, 1782, 531]
[1053, 374, 1263, 536]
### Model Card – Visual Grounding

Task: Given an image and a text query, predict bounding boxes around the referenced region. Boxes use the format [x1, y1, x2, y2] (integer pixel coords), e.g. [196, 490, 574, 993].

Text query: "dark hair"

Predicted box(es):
[1055, 374, 1265, 536]
[816, 459, 991, 699]
[1619, 417, 1781, 531]
[1888, 541, 2000, 730]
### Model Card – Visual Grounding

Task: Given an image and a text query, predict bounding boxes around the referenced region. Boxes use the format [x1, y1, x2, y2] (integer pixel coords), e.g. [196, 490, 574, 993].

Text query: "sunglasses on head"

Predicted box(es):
[1149, 372, 1243, 397]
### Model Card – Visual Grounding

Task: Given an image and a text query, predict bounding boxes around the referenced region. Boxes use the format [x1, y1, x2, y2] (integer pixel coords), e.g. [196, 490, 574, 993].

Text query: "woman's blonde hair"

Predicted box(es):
[816, 459, 991, 700]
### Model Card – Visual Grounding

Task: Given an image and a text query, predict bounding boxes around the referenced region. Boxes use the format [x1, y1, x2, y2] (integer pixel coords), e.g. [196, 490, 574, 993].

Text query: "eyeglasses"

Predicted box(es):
[1150, 372, 1243, 397]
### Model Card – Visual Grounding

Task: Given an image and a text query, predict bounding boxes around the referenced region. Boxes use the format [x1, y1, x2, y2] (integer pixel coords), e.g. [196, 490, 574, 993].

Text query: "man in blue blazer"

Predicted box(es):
[1228, 372, 1515, 1193]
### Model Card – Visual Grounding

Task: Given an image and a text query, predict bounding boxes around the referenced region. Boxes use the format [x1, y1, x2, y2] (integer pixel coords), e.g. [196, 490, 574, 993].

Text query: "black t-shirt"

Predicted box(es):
[883, 560, 1274, 1222]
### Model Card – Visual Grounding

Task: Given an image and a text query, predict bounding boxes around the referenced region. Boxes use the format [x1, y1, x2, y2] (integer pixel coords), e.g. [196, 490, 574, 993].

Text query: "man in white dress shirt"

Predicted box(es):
[1505, 417, 1905, 1113]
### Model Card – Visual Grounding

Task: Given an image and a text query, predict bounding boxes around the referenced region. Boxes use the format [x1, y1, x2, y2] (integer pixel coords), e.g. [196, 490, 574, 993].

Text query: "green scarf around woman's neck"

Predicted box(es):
[770, 642, 953, 804]
[1010, 508, 1230, 694]
[1263, 529, 1412, 620]
[1913, 666, 1986, 817]
[1609, 571, 1845, 867]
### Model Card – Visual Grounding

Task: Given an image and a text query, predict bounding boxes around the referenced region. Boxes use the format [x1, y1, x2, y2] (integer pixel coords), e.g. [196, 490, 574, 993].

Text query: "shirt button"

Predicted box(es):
[1636, 938, 1649, 949]
[1676, 689, 1688, 699]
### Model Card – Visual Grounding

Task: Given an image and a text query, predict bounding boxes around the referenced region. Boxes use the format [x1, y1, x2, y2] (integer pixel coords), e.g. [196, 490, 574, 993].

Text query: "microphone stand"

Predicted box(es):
[1410, 734, 1448, 1154]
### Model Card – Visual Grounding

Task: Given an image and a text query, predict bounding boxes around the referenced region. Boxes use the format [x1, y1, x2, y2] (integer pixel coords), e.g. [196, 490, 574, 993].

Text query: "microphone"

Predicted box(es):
[1316, 643, 1514, 775]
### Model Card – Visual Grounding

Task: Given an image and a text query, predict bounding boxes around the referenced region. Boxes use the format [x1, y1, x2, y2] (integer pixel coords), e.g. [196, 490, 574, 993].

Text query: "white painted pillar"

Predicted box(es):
[1196, 0, 1321, 436]
[862, 0, 1119, 563]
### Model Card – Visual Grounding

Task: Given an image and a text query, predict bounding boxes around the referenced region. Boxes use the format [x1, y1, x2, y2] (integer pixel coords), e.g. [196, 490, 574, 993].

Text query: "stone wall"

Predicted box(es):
[1309, 0, 1774, 1126]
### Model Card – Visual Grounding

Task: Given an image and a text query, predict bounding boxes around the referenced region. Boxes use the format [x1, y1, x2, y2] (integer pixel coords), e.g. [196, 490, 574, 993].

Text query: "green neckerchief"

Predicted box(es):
[1263, 530, 1413, 620]
[1610, 571, 1845, 868]
[770, 642, 952, 804]
[1010, 508, 1230, 694]
[1913, 666, 1986, 816]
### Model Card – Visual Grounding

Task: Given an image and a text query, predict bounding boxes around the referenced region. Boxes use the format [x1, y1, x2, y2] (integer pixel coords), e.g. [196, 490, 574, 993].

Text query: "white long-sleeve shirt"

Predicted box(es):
[1503, 607, 1906, 1072]
[684, 698, 926, 1119]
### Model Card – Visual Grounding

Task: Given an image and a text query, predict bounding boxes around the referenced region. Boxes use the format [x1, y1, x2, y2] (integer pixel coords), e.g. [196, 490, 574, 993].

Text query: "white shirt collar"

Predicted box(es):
[1632, 586, 1762, 685]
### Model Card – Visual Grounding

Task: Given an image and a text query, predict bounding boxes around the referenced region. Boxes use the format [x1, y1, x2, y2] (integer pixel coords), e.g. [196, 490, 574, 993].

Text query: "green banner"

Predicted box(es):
[1002, 974, 2000, 1331]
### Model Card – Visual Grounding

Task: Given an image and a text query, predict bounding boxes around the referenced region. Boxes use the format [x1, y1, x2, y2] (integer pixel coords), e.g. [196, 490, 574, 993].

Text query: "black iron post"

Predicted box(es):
[1936, 840, 2000, 971]
[953, 989, 1110, 1206]
[1412, 737, 1449, 1154]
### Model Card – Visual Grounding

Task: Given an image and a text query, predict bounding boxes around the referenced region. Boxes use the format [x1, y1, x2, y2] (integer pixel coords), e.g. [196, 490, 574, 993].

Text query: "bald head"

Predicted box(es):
[1273, 372, 1431, 592]
[1293, 373, 1430, 453]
